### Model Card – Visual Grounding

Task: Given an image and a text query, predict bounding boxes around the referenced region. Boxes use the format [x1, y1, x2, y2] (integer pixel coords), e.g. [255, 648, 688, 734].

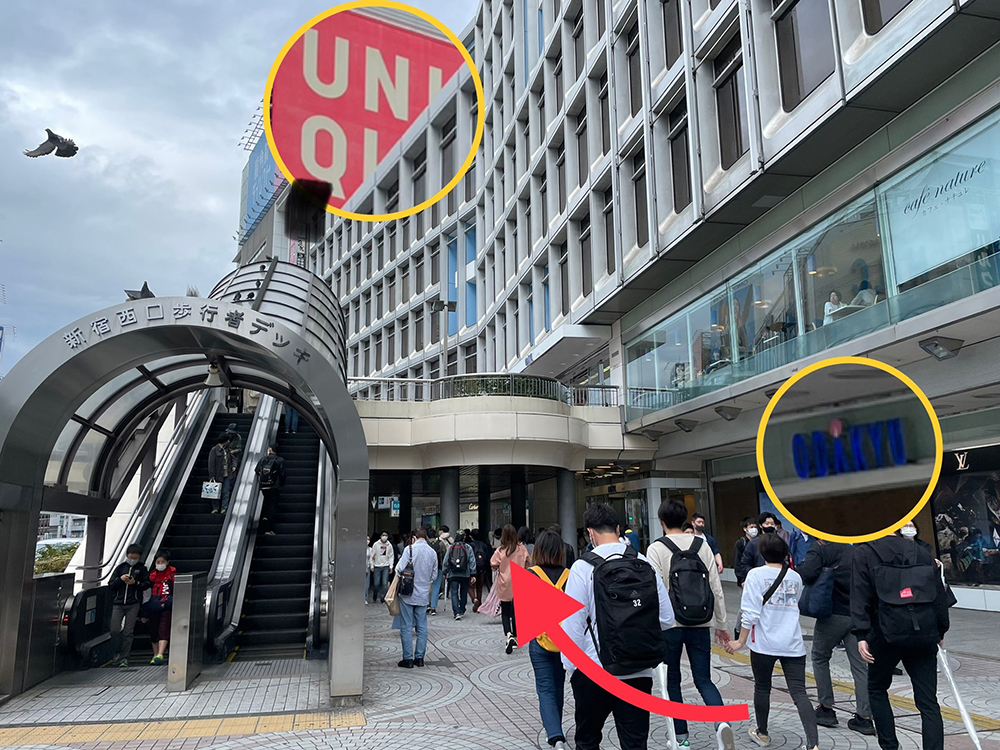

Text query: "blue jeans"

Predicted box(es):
[449, 577, 470, 615]
[365, 568, 371, 602]
[529, 640, 566, 744]
[398, 601, 428, 660]
[372, 566, 390, 602]
[430, 568, 444, 607]
[213, 476, 232, 513]
[285, 405, 299, 432]
[663, 627, 724, 738]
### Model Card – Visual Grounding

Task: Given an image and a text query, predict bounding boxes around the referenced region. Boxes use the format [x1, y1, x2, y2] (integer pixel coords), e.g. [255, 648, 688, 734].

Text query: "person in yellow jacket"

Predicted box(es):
[528, 530, 570, 750]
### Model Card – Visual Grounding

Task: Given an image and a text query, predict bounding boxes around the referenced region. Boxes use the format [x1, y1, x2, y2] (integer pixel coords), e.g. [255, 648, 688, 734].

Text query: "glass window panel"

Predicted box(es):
[66, 429, 108, 495]
[75, 369, 143, 420]
[95, 380, 159, 431]
[776, 0, 836, 111]
[862, 0, 912, 34]
[46, 421, 82, 485]
[687, 290, 733, 387]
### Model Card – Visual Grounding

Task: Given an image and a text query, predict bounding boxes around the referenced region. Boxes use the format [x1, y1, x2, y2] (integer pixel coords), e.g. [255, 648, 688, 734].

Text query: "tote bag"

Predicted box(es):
[201, 481, 221, 500]
[478, 582, 502, 618]
[384, 573, 401, 617]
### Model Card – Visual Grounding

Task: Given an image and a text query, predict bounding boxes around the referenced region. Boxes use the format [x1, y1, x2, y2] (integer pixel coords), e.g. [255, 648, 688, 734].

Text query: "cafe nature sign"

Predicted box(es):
[792, 417, 907, 479]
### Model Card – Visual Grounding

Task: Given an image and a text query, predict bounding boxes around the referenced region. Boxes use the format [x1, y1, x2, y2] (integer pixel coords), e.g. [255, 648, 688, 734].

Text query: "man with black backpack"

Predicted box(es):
[852, 530, 950, 750]
[444, 533, 476, 620]
[647, 501, 733, 750]
[254, 442, 287, 536]
[561, 504, 674, 750]
[468, 529, 492, 612]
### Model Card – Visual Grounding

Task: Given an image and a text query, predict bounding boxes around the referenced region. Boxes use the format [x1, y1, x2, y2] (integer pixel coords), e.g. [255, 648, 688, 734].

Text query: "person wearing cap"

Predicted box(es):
[254, 442, 287, 536]
[224, 422, 243, 478]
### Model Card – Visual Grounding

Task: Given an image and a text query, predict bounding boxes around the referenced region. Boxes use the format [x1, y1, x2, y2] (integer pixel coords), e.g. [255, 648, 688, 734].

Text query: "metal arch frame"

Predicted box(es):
[0, 296, 368, 700]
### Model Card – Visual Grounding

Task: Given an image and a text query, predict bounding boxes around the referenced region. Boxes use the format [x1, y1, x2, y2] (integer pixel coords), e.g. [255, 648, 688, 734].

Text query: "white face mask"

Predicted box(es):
[747, 527, 759, 538]
[126, 557, 139, 567]
[381, 535, 388, 542]
[901, 526, 917, 539]
[155, 563, 167, 572]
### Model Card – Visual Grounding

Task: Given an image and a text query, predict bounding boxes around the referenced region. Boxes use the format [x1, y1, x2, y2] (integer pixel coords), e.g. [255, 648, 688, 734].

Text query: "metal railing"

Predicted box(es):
[348, 374, 619, 407]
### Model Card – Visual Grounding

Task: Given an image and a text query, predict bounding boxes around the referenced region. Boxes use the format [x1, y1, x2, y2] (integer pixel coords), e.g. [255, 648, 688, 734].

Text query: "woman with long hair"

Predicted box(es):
[518, 526, 535, 555]
[527, 530, 570, 749]
[491, 524, 529, 654]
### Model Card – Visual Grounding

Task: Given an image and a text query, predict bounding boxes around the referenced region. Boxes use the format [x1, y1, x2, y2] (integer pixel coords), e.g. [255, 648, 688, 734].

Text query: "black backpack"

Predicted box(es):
[258, 456, 277, 488]
[448, 543, 469, 573]
[582, 546, 666, 675]
[655, 536, 714, 626]
[472, 542, 488, 572]
[867, 540, 942, 646]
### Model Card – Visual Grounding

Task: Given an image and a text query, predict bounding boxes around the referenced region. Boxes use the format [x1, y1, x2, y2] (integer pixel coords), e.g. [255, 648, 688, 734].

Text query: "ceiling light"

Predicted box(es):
[919, 336, 964, 361]
[971, 393, 1000, 400]
[674, 419, 698, 433]
[640, 429, 664, 442]
[715, 406, 741, 422]
[204, 364, 223, 388]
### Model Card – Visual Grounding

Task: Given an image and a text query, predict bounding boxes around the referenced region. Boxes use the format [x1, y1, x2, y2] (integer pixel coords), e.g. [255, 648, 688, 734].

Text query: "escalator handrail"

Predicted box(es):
[306, 445, 332, 653]
[78, 391, 218, 580]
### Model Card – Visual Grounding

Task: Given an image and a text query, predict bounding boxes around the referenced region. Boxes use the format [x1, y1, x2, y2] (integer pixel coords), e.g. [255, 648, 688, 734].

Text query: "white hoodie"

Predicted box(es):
[371, 538, 394, 568]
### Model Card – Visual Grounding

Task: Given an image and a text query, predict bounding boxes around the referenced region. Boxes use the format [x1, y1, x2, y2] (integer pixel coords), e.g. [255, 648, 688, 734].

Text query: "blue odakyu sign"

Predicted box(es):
[792, 417, 907, 479]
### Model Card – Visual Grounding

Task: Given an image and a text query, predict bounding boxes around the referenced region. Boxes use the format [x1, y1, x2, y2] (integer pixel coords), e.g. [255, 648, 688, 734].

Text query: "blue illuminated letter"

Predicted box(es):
[867, 422, 884, 469]
[793, 434, 810, 479]
[811, 430, 829, 478]
[833, 436, 851, 474]
[887, 418, 907, 466]
[850, 425, 867, 471]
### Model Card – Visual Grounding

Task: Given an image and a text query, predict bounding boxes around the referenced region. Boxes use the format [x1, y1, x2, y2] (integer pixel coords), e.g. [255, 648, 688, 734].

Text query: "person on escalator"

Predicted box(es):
[225, 423, 243, 478]
[206, 434, 232, 514]
[108, 543, 150, 668]
[144, 551, 175, 666]
[255, 442, 287, 536]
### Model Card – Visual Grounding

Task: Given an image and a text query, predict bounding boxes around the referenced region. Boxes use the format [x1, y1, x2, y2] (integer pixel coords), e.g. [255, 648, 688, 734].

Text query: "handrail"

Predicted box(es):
[306, 445, 333, 655]
[208, 395, 282, 654]
[348, 373, 620, 407]
[77, 391, 218, 580]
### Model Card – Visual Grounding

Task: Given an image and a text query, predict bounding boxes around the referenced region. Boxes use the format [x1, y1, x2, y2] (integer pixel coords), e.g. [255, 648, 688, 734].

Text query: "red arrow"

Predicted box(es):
[511, 562, 749, 722]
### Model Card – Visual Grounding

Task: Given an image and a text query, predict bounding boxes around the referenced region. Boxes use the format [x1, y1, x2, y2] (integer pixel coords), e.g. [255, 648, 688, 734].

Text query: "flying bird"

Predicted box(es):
[24, 128, 79, 158]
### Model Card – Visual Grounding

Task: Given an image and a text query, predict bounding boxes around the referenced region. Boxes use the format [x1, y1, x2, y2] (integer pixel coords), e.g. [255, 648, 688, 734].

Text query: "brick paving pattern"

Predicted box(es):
[0, 585, 997, 748]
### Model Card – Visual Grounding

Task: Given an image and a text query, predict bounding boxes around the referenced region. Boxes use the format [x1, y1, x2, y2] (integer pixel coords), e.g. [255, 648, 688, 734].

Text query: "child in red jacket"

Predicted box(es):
[145, 551, 175, 665]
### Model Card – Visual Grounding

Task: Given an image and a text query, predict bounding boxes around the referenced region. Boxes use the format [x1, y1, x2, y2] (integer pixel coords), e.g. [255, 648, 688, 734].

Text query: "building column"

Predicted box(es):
[557, 468, 577, 548]
[477, 468, 491, 537]
[510, 465, 526, 529]
[81, 516, 107, 590]
[397, 474, 412, 536]
[440, 467, 460, 534]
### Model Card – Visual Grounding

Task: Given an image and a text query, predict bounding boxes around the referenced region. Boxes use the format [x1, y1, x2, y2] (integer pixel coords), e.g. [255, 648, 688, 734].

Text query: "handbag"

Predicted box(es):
[398, 548, 415, 597]
[478, 582, 502, 618]
[201, 481, 221, 500]
[385, 573, 401, 616]
[799, 567, 835, 618]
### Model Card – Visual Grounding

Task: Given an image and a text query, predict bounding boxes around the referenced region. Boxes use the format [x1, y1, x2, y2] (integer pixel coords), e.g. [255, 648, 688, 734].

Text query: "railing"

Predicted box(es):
[348, 373, 619, 407]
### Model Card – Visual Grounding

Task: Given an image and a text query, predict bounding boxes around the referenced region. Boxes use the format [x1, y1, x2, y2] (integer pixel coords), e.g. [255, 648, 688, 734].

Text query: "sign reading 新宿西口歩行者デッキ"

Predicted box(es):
[792, 418, 907, 480]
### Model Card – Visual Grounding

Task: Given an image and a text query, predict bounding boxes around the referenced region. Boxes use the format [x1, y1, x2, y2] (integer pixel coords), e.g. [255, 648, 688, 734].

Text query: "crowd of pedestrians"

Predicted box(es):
[369, 503, 955, 750]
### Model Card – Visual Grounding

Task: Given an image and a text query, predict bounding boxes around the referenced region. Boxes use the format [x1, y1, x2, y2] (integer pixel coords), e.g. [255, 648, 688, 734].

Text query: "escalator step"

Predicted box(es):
[250, 558, 313, 572]
[249, 583, 311, 599]
[249, 571, 311, 586]
[242, 598, 310, 615]
[238, 628, 307, 646]
[240, 612, 308, 631]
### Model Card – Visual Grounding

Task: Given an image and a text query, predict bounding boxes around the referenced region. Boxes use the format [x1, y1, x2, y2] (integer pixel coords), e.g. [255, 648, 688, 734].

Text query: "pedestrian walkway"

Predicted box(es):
[0, 585, 996, 748]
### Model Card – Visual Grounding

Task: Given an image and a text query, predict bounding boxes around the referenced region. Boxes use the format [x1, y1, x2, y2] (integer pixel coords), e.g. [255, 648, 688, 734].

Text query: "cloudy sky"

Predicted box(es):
[0, 0, 474, 373]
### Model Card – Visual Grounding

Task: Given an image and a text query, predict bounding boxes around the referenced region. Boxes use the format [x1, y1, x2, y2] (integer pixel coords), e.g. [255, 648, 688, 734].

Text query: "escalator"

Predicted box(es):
[158, 413, 253, 574]
[236, 421, 320, 659]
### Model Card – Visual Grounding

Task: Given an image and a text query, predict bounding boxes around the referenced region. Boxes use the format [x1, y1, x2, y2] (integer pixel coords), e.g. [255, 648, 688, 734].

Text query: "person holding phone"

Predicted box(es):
[108, 543, 150, 668]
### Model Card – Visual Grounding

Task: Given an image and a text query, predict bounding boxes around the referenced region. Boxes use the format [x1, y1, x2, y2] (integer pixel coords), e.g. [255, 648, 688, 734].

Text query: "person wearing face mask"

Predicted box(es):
[734, 518, 759, 588]
[370, 531, 395, 604]
[365, 536, 373, 604]
[108, 543, 150, 667]
[898, 521, 932, 552]
[691, 513, 724, 574]
[739, 513, 785, 582]
[144, 551, 176, 666]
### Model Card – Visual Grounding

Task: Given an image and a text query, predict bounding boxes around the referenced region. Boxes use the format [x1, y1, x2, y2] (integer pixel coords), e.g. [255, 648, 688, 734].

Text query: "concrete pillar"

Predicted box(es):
[477, 468, 491, 538]
[556, 468, 577, 548]
[82, 516, 107, 590]
[510, 465, 526, 529]
[0, 502, 40, 697]
[398, 474, 412, 535]
[440, 467, 460, 534]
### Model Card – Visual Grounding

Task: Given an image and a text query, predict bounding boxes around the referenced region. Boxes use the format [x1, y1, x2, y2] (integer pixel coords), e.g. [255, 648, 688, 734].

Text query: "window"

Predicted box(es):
[415, 255, 425, 290]
[363, 339, 370, 374]
[554, 58, 563, 104]
[663, 0, 682, 69]
[527, 286, 536, 344]
[402, 266, 411, 300]
[447, 349, 459, 376]
[352, 346, 359, 376]
[539, 177, 549, 232]
[542, 265, 552, 330]
[714, 34, 750, 170]
[431, 309, 441, 342]
[626, 23, 642, 117]
[580, 217, 593, 297]
[441, 117, 458, 214]
[345, 264, 351, 293]
[603, 188, 615, 274]
[668, 98, 691, 212]
[430, 246, 440, 284]
[388, 224, 397, 260]
[388, 325, 396, 362]
[414, 310, 424, 350]
[861, 0, 911, 33]
[364, 291, 372, 326]
[365, 246, 373, 280]
[464, 344, 477, 373]
[388, 274, 397, 308]
[572, 8, 586, 79]
[775, 0, 836, 111]
[465, 222, 477, 263]
[598, 72, 611, 155]
[413, 152, 427, 235]
[538, 5, 544, 54]
[375, 282, 384, 318]
[576, 112, 588, 187]
[466, 280, 477, 327]
[596, 0, 606, 38]
[536, 82, 546, 133]
[632, 150, 649, 248]
[555, 142, 567, 212]
[559, 244, 570, 314]
[376, 238, 384, 271]
[352, 299, 360, 333]
[400, 317, 409, 353]
[374, 334, 383, 370]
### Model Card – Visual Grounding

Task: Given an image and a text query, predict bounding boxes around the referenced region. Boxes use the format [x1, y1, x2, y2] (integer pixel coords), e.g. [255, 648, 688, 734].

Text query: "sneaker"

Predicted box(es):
[677, 740, 691, 749]
[815, 705, 838, 727]
[717, 723, 735, 750]
[554, 742, 568, 750]
[152, 655, 164, 665]
[414, 658, 425, 667]
[505, 634, 515, 654]
[429, 608, 437, 616]
[748, 727, 771, 747]
[454, 614, 462, 621]
[117, 659, 129, 668]
[264, 530, 276, 536]
[211, 509, 219, 514]
[221, 509, 226, 515]
[397, 659, 413, 668]
[848, 715, 876, 736]
[472, 600, 480, 613]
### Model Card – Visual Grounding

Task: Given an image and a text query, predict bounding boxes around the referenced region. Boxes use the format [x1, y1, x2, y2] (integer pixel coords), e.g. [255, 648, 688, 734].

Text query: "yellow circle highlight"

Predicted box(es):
[262, 0, 486, 223]
[756, 356, 943, 544]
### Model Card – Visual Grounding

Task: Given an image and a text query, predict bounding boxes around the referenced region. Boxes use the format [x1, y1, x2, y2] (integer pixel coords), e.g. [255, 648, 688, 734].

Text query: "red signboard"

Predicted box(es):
[269, 10, 465, 211]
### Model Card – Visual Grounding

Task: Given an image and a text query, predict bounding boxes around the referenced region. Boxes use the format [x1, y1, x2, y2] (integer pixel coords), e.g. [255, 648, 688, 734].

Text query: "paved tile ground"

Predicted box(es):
[1, 584, 998, 749]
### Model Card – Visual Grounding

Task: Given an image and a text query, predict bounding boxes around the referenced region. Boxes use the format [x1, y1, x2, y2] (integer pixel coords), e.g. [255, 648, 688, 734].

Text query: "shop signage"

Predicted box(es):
[390, 498, 400, 517]
[792, 418, 907, 479]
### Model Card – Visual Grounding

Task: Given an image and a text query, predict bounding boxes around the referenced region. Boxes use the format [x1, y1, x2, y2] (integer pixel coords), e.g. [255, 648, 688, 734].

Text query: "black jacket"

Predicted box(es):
[254, 454, 287, 488]
[207, 444, 229, 482]
[737, 536, 766, 583]
[851, 536, 950, 643]
[108, 561, 150, 606]
[797, 540, 853, 617]
[734, 536, 750, 585]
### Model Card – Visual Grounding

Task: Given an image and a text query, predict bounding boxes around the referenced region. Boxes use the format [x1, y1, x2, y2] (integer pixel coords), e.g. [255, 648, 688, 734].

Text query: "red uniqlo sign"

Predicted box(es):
[269, 10, 465, 211]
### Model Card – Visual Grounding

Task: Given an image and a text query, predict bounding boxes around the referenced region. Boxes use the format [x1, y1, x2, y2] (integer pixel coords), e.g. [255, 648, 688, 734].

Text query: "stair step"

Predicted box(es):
[238, 628, 307, 646]
[249, 571, 311, 586]
[242, 598, 311, 616]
